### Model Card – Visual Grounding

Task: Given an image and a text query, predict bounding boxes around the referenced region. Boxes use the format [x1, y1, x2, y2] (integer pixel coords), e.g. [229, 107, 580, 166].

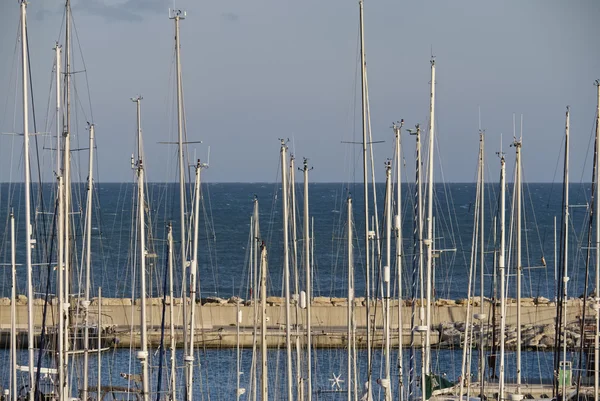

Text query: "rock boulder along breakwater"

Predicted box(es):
[0, 295, 591, 349]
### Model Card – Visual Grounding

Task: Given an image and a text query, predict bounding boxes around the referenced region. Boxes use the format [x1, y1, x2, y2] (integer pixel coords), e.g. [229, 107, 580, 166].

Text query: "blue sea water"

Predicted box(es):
[0, 182, 593, 302]
[0, 182, 594, 398]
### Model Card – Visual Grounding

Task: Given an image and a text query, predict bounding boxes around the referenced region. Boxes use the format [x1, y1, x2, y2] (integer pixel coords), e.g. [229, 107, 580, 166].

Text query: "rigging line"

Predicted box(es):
[521, 169, 547, 263]
[546, 134, 565, 209]
[70, 14, 94, 122]
[575, 137, 596, 395]
[576, 112, 600, 196]
[155, 233, 170, 401]
[1, 20, 20, 140]
[33, 198, 58, 401]
[25, 21, 51, 272]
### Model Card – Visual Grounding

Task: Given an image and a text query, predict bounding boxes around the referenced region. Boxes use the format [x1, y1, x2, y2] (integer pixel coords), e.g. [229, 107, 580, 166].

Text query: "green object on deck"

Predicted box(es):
[425, 373, 454, 399]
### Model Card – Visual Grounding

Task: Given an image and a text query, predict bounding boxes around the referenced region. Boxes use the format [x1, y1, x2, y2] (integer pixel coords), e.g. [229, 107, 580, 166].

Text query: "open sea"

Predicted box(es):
[0, 181, 595, 398]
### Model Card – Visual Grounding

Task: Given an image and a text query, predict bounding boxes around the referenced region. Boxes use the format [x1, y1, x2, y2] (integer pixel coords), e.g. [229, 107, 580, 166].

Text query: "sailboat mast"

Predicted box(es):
[252, 198, 259, 401]
[168, 224, 177, 401]
[595, 79, 600, 401]
[62, 4, 73, 395]
[82, 123, 95, 401]
[170, 12, 189, 393]
[498, 151, 506, 401]
[358, 0, 372, 382]
[63, 1, 72, 369]
[97, 288, 102, 401]
[237, 304, 242, 400]
[54, 41, 67, 401]
[280, 140, 294, 401]
[187, 159, 202, 401]
[260, 243, 268, 401]
[478, 132, 486, 396]
[394, 121, 404, 401]
[561, 107, 570, 401]
[133, 96, 150, 401]
[290, 156, 302, 401]
[408, 123, 422, 401]
[303, 159, 313, 401]
[384, 161, 392, 399]
[10, 211, 16, 401]
[19, 3, 35, 397]
[424, 58, 436, 377]
[514, 134, 523, 394]
[347, 197, 353, 401]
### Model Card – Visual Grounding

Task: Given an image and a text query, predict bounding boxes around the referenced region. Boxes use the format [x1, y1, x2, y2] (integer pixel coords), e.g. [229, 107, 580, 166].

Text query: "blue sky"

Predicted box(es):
[0, 0, 599, 183]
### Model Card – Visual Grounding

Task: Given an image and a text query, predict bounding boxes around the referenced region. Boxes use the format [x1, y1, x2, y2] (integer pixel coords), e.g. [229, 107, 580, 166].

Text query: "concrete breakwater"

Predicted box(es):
[0, 295, 591, 349]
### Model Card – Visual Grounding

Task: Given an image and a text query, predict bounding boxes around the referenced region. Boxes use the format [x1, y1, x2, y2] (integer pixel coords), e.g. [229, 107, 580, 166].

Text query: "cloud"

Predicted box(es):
[74, 0, 169, 22]
[221, 12, 240, 23]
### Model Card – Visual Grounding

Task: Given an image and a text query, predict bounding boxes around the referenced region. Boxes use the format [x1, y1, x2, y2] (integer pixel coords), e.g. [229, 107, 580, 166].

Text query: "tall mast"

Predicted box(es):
[63, 0, 72, 367]
[10, 211, 16, 401]
[358, 0, 372, 382]
[514, 133, 523, 395]
[187, 158, 203, 401]
[280, 140, 294, 401]
[594, 79, 600, 401]
[393, 121, 404, 401]
[498, 149, 506, 401]
[252, 198, 259, 401]
[97, 288, 102, 401]
[133, 96, 150, 401]
[170, 12, 189, 394]
[384, 161, 392, 401]
[408, 123, 423, 401]
[237, 303, 242, 400]
[347, 197, 353, 401]
[561, 107, 570, 401]
[54, 41, 67, 401]
[82, 123, 95, 401]
[19, 3, 35, 397]
[168, 224, 177, 401]
[260, 243, 268, 401]
[424, 58, 436, 376]
[478, 132, 486, 397]
[303, 158, 313, 401]
[289, 156, 302, 401]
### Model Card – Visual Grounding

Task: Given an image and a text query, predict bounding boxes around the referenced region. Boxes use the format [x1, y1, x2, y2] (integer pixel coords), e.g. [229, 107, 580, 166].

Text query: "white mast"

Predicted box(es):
[10, 211, 17, 401]
[408, 123, 423, 401]
[237, 304, 243, 400]
[187, 158, 203, 401]
[97, 287, 102, 400]
[169, 11, 190, 394]
[424, 58, 436, 377]
[280, 139, 294, 401]
[498, 149, 506, 401]
[594, 79, 600, 401]
[133, 95, 150, 401]
[19, 3, 35, 397]
[477, 131, 486, 398]
[82, 123, 95, 401]
[303, 158, 313, 401]
[384, 161, 392, 401]
[54, 40, 67, 401]
[168, 224, 177, 401]
[63, 2, 72, 383]
[358, 0, 372, 383]
[251, 198, 259, 401]
[561, 107, 570, 401]
[513, 133, 523, 395]
[393, 121, 404, 401]
[347, 196, 353, 401]
[260, 243, 268, 401]
[289, 156, 302, 401]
